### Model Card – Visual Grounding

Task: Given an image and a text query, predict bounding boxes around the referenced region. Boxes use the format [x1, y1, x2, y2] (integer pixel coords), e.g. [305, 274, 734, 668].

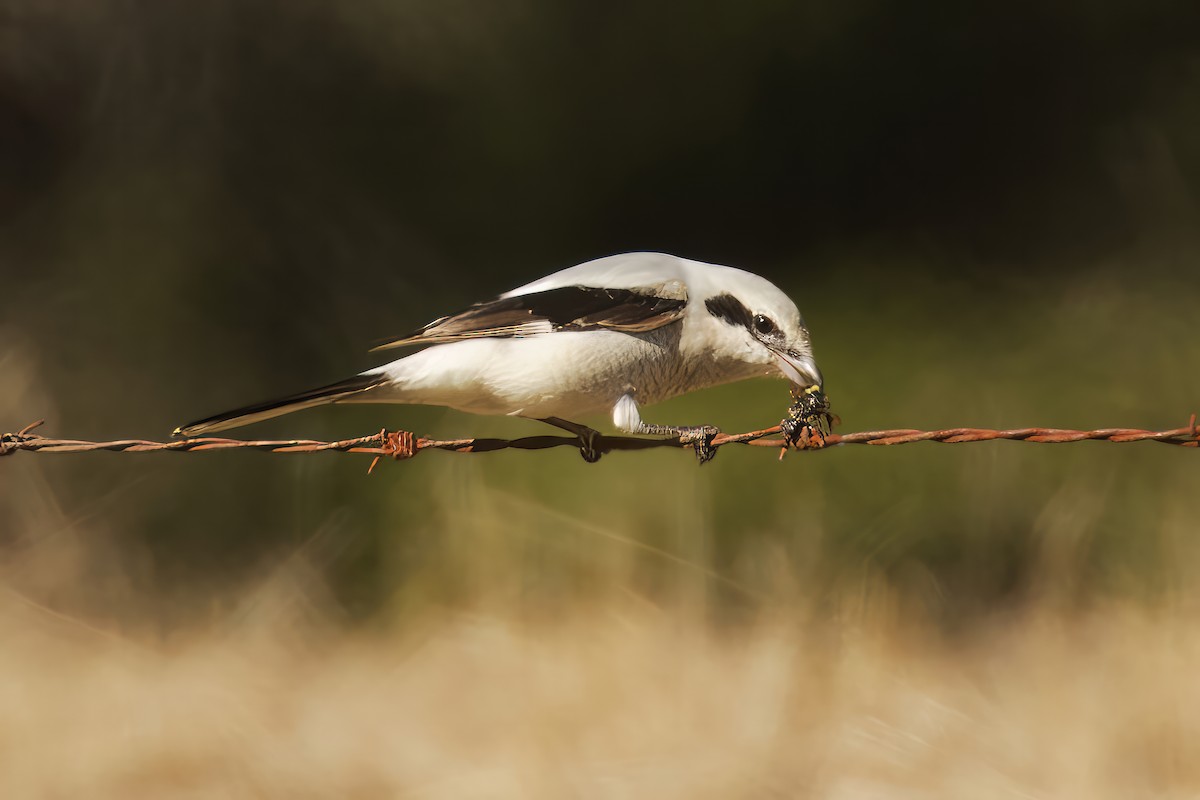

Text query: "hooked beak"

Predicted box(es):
[773, 349, 824, 391]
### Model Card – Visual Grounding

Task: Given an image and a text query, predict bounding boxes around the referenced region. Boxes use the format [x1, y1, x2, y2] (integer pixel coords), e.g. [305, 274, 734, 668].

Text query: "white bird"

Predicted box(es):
[174, 252, 824, 460]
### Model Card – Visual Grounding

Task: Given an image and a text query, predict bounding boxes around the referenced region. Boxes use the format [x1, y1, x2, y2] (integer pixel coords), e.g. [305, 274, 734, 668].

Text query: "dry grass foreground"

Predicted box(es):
[2, 588, 1199, 800]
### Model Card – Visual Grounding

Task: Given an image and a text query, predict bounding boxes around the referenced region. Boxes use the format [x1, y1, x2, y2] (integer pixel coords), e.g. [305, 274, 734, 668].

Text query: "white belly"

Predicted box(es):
[370, 328, 761, 420]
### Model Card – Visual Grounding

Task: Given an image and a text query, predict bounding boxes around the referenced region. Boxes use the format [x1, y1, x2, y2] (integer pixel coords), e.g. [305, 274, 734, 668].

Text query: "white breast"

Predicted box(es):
[370, 324, 766, 422]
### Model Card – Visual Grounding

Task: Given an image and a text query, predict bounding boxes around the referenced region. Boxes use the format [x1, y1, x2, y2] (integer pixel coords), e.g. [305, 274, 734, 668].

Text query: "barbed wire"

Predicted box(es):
[2, 415, 1196, 467]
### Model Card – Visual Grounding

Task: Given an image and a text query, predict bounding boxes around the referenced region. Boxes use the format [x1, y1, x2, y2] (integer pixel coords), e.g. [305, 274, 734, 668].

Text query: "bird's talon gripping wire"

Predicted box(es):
[537, 417, 607, 463]
[576, 428, 604, 463]
[678, 425, 720, 464]
[568, 429, 609, 465]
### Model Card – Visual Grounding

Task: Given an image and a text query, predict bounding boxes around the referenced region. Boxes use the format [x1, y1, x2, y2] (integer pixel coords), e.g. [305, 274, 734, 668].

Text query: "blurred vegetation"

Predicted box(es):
[1, 0, 1198, 631]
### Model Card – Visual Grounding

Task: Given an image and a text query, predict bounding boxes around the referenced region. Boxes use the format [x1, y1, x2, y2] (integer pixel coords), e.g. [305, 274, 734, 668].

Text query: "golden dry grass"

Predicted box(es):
[2, 586, 1199, 799]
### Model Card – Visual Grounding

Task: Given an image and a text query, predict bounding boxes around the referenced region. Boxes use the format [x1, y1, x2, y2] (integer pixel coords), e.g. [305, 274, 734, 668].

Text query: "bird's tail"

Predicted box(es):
[173, 372, 388, 437]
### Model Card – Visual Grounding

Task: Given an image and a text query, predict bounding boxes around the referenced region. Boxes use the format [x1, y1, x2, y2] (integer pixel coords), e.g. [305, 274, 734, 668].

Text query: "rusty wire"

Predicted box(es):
[1, 416, 1196, 466]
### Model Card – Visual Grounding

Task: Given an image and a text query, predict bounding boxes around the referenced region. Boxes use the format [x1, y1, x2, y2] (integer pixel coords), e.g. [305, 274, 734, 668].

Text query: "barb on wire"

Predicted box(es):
[1, 415, 1196, 468]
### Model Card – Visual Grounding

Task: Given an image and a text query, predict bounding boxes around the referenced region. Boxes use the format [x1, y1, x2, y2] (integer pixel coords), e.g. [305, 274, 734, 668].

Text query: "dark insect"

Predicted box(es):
[780, 386, 836, 453]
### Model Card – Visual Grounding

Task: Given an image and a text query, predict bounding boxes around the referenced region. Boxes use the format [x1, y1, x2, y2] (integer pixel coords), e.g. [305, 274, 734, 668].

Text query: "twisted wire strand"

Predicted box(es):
[2, 416, 1196, 463]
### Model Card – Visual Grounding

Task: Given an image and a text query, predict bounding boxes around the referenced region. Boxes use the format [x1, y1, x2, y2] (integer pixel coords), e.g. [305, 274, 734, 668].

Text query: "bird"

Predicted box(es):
[174, 252, 824, 461]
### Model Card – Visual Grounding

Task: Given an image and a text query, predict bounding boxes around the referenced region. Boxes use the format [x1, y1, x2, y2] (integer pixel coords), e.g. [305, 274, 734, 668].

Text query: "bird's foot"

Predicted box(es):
[680, 426, 720, 464]
[576, 427, 604, 463]
[638, 423, 721, 464]
[538, 417, 606, 463]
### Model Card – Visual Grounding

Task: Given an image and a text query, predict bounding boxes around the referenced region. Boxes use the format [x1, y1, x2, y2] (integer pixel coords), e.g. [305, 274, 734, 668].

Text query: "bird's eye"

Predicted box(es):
[753, 314, 776, 335]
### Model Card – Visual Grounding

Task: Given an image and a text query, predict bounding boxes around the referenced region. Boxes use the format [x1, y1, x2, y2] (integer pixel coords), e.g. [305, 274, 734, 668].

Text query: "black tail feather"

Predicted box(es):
[173, 373, 387, 437]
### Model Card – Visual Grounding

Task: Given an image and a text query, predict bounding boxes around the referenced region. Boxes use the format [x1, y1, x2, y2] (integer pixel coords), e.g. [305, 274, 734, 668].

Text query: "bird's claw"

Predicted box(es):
[577, 428, 604, 463]
[680, 425, 720, 465]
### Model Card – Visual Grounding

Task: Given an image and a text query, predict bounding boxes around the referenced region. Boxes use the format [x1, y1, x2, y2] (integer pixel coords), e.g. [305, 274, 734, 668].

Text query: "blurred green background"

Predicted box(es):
[2, 0, 1198, 630]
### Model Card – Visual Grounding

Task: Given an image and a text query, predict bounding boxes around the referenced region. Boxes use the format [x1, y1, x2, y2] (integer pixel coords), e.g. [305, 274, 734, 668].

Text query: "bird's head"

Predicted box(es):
[700, 276, 823, 392]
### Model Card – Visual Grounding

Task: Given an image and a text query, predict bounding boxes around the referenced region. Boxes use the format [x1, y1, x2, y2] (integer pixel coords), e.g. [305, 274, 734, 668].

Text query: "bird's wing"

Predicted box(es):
[372, 282, 688, 351]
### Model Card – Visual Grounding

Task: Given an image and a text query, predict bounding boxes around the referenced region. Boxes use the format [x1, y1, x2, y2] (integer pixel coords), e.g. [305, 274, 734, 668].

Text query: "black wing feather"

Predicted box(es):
[373, 286, 686, 351]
